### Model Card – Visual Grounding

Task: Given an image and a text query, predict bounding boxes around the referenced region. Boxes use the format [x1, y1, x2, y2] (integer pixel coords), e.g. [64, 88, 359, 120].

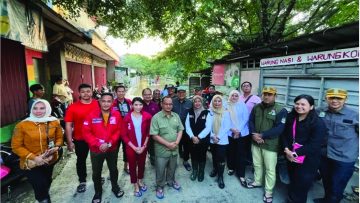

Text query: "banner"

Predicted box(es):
[260, 47, 359, 67]
[212, 64, 225, 85]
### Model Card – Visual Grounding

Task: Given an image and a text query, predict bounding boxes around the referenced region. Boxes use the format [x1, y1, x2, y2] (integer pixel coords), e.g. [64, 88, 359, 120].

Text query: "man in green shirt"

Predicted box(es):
[150, 96, 184, 199]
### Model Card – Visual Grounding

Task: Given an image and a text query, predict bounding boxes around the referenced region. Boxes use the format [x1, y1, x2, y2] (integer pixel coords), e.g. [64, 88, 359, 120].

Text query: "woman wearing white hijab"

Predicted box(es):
[12, 99, 63, 203]
[225, 90, 249, 186]
[185, 95, 213, 182]
[208, 95, 232, 189]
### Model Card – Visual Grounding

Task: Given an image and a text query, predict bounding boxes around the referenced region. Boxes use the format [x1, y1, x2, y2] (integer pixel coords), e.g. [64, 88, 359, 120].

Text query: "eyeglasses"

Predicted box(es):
[328, 97, 345, 101]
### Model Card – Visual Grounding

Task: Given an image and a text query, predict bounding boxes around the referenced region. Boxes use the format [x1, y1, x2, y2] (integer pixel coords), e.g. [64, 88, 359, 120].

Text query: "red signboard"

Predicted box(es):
[212, 64, 225, 85]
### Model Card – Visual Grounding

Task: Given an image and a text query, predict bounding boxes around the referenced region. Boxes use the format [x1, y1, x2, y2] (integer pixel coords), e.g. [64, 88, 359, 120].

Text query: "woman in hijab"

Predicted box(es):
[185, 95, 213, 182]
[12, 99, 63, 203]
[225, 90, 249, 187]
[208, 95, 232, 189]
[281, 95, 326, 203]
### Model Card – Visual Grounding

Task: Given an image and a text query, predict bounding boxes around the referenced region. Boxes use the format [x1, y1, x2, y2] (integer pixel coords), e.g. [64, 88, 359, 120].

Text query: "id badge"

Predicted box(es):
[48, 140, 55, 149]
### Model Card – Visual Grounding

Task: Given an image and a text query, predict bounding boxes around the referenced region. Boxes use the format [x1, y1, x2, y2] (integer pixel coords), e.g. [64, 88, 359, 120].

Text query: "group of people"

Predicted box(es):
[11, 80, 358, 203]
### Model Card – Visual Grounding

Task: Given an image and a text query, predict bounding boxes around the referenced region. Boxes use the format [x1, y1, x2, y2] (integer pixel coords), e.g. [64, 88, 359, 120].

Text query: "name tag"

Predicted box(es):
[92, 118, 102, 124]
[109, 117, 116, 124]
[189, 115, 194, 118]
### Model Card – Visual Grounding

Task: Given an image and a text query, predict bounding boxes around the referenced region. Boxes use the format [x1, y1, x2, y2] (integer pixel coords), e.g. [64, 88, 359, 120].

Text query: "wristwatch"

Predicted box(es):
[107, 142, 112, 148]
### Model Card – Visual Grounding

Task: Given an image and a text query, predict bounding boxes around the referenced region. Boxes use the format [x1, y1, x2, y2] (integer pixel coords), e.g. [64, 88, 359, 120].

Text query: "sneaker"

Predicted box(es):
[77, 182, 86, 193]
[227, 170, 234, 176]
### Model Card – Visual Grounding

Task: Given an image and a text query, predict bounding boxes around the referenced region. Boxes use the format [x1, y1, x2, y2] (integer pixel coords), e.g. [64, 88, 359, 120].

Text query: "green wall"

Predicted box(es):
[0, 122, 17, 143]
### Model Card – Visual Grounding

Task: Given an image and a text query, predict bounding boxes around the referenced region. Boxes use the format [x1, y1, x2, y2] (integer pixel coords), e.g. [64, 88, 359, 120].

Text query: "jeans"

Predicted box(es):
[319, 156, 355, 203]
[90, 149, 119, 194]
[74, 140, 89, 183]
[25, 165, 54, 202]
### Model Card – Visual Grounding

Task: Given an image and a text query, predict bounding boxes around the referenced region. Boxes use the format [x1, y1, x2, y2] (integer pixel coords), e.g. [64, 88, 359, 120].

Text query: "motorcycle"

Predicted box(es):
[0, 143, 25, 200]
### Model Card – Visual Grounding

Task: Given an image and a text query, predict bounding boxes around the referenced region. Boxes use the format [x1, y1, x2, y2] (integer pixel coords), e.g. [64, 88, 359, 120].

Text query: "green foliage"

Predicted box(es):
[54, 0, 358, 72]
[121, 54, 187, 81]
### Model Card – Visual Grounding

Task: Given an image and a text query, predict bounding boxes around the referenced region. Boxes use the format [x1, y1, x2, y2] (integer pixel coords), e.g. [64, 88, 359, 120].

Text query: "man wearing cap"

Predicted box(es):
[314, 88, 359, 203]
[172, 87, 193, 171]
[246, 86, 287, 202]
[167, 85, 177, 98]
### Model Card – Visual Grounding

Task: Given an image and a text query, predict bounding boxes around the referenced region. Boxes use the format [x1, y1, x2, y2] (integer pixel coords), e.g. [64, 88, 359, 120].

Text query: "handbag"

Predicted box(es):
[292, 119, 306, 164]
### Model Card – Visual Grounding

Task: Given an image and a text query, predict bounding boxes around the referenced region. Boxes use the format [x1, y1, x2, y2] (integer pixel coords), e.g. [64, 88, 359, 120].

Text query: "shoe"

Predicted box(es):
[227, 170, 234, 176]
[198, 162, 205, 182]
[156, 188, 164, 199]
[263, 194, 273, 203]
[112, 187, 124, 198]
[209, 169, 217, 177]
[190, 161, 198, 181]
[217, 162, 225, 189]
[167, 181, 181, 190]
[92, 193, 102, 203]
[76, 182, 86, 193]
[183, 161, 192, 171]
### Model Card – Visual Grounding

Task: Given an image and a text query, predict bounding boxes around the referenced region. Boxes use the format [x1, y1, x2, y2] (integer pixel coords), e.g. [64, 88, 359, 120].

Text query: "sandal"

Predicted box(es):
[263, 194, 273, 203]
[139, 183, 147, 192]
[134, 190, 142, 197]
[112, 187, 124, 198]
[352, 186, 359, 195]
[156, 189, 164, 199]
[239, 178, 247, 187]
[92, 193, 102, 203]
[167, 181, 181, 190]
[227, 170, 234, 176]
[77, 182, 86, 193]
[245, 180, 262, 189]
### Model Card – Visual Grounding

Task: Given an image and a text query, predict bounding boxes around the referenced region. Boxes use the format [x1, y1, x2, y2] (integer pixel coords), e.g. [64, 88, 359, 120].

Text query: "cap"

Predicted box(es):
[326, 88, 347, 99]
[167, 84, 175, 89]
[178, 87, 186, 92]
[262, 86, 277, 94]
[194, 86, 202, 91]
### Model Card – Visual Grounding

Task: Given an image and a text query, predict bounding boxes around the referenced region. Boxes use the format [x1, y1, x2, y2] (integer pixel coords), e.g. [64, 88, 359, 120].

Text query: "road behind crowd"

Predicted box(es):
[1, 79, 358, 203]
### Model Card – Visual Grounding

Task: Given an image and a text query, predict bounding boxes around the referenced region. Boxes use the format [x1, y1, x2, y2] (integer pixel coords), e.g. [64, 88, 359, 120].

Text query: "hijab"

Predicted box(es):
[227, 90, 240, 127]
[192, 95, 205, 122]
[210, 95, 224, 135]
[24, 99, 58, 123]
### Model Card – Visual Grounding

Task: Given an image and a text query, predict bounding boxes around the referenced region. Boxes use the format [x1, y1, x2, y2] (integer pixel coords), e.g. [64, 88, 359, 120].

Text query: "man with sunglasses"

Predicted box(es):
[314, 88, 359, 203]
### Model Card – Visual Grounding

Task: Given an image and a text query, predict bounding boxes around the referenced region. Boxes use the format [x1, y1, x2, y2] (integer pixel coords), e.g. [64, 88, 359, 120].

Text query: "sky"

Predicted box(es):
[104, 35, 167, 57]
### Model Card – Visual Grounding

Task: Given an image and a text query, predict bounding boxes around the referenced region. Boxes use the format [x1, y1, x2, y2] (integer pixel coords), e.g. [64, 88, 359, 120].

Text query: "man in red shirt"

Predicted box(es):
[83, 93, 124, 202]
[111, 85, 132, 173]
[65, 84, 99, 193]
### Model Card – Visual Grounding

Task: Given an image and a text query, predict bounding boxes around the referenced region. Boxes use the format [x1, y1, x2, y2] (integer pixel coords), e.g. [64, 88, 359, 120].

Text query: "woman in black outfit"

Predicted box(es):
[185, 95, 212, 182]
[282, 95, 326, 203]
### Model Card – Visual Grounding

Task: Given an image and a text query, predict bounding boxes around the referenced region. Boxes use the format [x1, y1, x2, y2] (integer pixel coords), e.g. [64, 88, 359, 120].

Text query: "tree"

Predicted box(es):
[54, 0, 359, 71]
[121, 54, 186, 80]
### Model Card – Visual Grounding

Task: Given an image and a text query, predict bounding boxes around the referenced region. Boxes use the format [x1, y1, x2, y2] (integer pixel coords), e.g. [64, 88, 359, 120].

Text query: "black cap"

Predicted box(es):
[194, 86, 202, 91]
[167, 84, 175, 89]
